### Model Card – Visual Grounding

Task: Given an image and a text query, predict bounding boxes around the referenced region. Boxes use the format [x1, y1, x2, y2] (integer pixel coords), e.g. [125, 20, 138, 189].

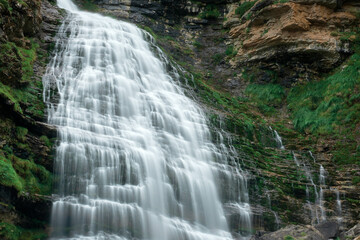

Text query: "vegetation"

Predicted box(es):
[0, 222, 47, 240]
[235, 1, 256, 18]
[287, 30, 360, 165]
[199, 5, 220, 19]
[246, 84, 285, 115]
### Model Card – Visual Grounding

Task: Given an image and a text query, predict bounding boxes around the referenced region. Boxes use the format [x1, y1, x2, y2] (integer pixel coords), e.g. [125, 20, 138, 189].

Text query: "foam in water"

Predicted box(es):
[43, 0, 251, 239]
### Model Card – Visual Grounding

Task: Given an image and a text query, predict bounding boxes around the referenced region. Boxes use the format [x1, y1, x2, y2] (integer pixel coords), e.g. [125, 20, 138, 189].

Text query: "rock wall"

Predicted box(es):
[0, 0, 64, 238]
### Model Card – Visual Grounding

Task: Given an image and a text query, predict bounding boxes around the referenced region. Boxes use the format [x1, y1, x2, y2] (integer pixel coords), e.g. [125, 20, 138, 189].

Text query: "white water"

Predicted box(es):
[319, 165, 326, 222]
[294, 152, 327, 224]
[269, 127, 284, 150]
[43, 0, 251, 239]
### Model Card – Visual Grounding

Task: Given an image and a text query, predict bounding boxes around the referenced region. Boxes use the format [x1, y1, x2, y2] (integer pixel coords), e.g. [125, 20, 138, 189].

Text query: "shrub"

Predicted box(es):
[235, 1, 256, 18]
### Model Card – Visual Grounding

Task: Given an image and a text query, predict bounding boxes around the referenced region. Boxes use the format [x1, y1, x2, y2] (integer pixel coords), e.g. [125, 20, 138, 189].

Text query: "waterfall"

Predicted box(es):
[43, 0, 251, 239]
[319, 165, 326, 222]
[269, 127, 285, 150]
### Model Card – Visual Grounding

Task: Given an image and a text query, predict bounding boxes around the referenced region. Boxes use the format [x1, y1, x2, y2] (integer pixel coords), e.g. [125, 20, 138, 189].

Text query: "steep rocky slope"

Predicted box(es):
[0, 0, 64, 238]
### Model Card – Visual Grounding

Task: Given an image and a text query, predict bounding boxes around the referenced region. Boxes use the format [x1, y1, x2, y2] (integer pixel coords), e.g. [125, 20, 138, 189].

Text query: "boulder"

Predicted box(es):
[315, 221, 340, 239]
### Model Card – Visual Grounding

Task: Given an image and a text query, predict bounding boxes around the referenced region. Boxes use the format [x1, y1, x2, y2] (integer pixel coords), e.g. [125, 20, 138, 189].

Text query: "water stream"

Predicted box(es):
[43, 0, 251, 239]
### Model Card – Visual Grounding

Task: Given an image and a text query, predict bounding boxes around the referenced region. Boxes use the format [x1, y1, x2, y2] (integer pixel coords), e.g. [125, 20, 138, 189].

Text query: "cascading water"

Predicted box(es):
[43, 0, 251, 239]
[319, 165, 326, 222]
[269, 127, 285, 150]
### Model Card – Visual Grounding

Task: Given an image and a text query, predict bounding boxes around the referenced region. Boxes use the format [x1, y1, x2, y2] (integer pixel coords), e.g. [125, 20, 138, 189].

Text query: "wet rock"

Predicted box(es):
[342, 223, 360, 239]
[14, 193, 52, 222]
[259, 225, 326, 240]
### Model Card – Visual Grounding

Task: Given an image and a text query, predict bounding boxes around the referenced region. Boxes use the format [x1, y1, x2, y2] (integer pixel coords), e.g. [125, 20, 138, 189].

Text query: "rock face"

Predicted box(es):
[0, 0, 64, 237]
[342, 223, 360, 239]
[255, 224, 331, 240]
[226, 0, 357, 85]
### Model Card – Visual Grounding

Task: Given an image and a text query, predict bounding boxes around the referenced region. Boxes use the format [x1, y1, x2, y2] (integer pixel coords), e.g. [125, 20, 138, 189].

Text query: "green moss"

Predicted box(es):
[352, 176, 360, 185]
[0, 40, 39, 85]
[0, 156, 23, 191]
[15, 127, 28, 142]
[11, 154, 52, 195]
[39, 135, 51, 148]
[0, 39, 44, 118]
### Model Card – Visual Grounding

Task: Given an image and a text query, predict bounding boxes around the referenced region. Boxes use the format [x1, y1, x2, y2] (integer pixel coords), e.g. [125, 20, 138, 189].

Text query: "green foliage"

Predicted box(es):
[235, 1, 256, 18]
[225, 45, 237, 58]
[287, 53, 360, 134]
[0, 222, 22, 240]
[199, 5, 220, 19]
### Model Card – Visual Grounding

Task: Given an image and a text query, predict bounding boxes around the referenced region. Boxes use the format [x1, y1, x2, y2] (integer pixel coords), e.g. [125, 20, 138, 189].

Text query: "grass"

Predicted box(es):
[287, 53, 360, 134]
[246, 84, 285, 115]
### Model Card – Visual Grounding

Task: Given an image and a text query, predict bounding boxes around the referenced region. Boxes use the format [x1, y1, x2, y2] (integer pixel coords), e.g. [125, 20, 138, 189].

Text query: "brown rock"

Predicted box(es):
[227, 1, 357, 77]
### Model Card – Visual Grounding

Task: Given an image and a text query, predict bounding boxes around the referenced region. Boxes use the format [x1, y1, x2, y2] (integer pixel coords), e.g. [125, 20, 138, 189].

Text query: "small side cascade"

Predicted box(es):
[318, 165, 326, 222]
[269, 127, 285, 150]
[309, 151, 316, 163]
[292, 151, 329, 224]
[332, 187, 343, 223]
[292, 151, 300, 167]
[265, 191, 280, 230]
